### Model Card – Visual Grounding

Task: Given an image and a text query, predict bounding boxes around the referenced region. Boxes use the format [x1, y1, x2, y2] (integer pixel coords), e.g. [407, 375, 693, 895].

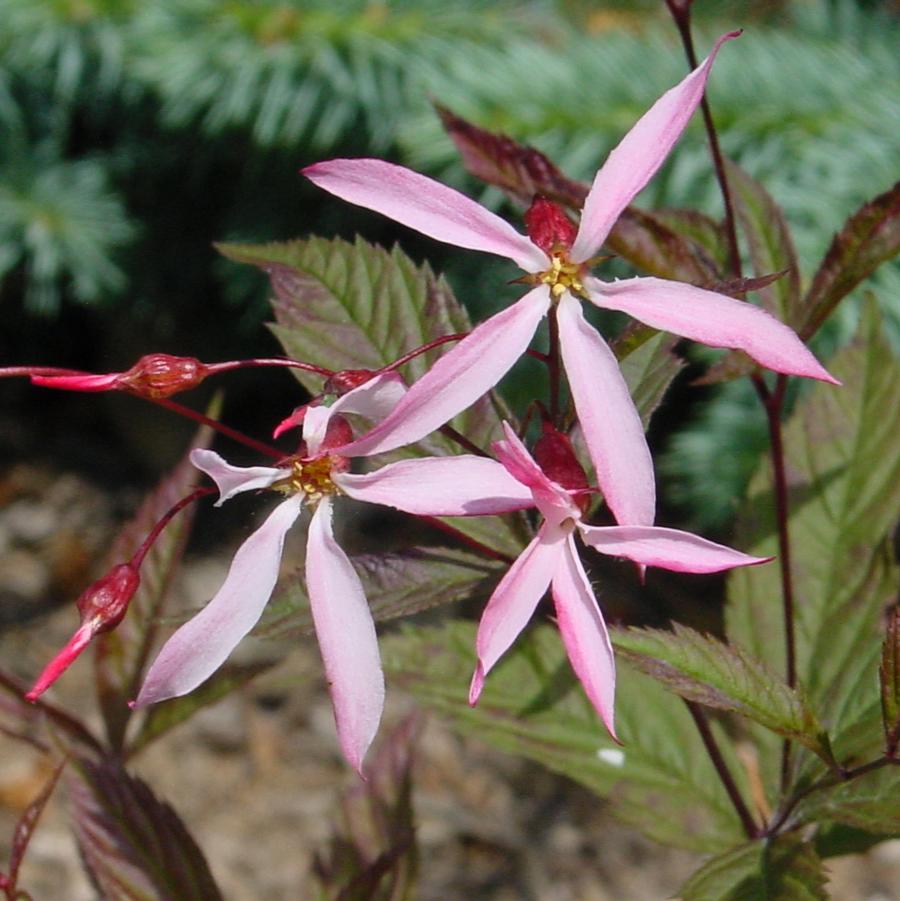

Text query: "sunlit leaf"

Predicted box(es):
[610, 625, 834, 765]
[384, 620, 748, 853]
[68, 756, 222, 900]
[679, 835, 827, 901]
[617, 331, 685, 428]
[726, 303, 900, 782]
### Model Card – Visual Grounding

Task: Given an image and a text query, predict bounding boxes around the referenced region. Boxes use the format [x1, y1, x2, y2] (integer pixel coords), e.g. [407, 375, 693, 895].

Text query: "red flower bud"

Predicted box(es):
[26, 563, 140, 701]
[524, 196, 578, 255]
[324, 369, 376, 396]
[116, 353, 210, 399]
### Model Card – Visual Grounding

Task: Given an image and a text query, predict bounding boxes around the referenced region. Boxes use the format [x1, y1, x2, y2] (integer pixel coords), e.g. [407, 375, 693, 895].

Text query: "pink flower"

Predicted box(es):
[469, 424, 770, 738]
[133, 373, 532, 773]
[303, 31, 836, 528]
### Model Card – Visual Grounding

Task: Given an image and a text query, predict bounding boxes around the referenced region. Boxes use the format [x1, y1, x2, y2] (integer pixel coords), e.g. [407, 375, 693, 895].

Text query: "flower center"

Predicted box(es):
[538, 251, 585, 299]
[275, 456, 341, 505]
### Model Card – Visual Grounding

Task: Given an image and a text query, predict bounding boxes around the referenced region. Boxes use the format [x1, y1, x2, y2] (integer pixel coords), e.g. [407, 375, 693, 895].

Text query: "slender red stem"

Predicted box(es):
[547, 307, 562, 424]
[207, 357, 332, 376]
[419, 517, 515, 565]
[130, 486, 217, 569]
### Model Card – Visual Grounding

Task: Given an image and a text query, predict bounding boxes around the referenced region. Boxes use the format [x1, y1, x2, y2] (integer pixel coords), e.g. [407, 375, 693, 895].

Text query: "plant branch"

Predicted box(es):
[418, 517, 515, 565]
[685, 700, 760, 838]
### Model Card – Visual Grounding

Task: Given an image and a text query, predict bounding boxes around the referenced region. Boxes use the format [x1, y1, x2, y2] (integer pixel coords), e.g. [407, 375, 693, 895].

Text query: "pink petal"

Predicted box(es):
[304, 371, 409, 455]
[469, 524, 567, 704]
[306, 499, 384, 775]
[340, 288, 551, 458]
[31, 373, 120, 391]
[571, 31, 740, 262]
[589, 277, 838, 383]
[552, 535, 617, 739]
[134, 495, 303, 707]
[556, 294, 655, 526]
[190, 449, 283, 505]
[336, 455, 533, 516]
[304, 158, 549, 272]
[579, 523, 771, 573]
[492, 422, 579, 525]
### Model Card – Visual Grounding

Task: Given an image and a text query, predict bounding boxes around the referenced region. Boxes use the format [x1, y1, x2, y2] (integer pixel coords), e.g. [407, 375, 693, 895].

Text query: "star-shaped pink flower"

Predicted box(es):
[470, 423, 770, 737]
[304, 31, 836, 528]
[133, 373, 532, 773]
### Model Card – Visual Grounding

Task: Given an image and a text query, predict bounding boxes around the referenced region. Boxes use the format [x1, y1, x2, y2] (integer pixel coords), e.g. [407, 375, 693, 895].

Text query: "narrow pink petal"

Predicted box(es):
[31, 373, 120, 391]
[304, 158, 549, 272]
[134, 495, 303, 707]
[556, 294, 655, 526]
[340, 288, 551, 458]
[304, 371, 408, 455]
[190, 448, 283, 505]
[469, 524, 566, 704]
[589, 277, 838, 383]
[552, 535, 617, 739]
[273, 404, 308, 439]
[336, 455, 533, 516]
[492, 422, 579, 525]
[306, 499, 384, 775]
[579, 523, 771, 573]
[571, 32, 739, 262]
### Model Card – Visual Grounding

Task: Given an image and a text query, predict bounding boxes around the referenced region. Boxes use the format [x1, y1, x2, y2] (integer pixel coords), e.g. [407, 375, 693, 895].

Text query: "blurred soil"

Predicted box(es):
[0, 463, 899, 900]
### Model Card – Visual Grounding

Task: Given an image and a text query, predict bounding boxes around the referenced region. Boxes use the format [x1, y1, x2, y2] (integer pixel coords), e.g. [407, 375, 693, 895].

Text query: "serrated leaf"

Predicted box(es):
[1, 761, 65, 897]
[218, 237, 525, 556]
[801, 180, 900, 340]
[880, 607, 900, 755]
[384, 621, 748, 853]
[679, 835, 827, 901]
[260, 544, 502, 641]
[127, 661, 275, 756]
[792, 764, 900, 833]
[436, 102, 587, 209]
[94, 416, 216, 752]
[68, 756, 222, 900]
[725, 159, 801, 326]
[610, 625, 834, 765]
[313, 715, 419, 901]
[726, 303, 900, 760]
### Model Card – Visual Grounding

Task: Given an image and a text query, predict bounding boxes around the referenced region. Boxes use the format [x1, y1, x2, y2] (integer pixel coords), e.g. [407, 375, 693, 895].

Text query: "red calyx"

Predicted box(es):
[117, 354, 210, 399]
[26, 563, 140, 701]
[524, 196, 577, 255]
[324, 369, 376, 396]
[533, 422, 590, 511]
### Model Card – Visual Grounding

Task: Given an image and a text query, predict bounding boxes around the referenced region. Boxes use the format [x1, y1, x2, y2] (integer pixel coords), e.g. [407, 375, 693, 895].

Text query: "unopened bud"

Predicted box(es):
[324, 369, 376, 396]
[117, 354, 210, 399]
[26, 563, 140, 701]
[524, 196, 577, 255]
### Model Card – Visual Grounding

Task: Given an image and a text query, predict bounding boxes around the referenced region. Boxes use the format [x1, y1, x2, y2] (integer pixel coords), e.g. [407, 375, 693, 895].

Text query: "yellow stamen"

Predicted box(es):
[536, 251, 585, 300]
[273, 457, 339, 505]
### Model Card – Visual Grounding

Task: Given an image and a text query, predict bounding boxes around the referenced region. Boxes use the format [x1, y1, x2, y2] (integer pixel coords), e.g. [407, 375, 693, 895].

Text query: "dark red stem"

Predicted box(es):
[686, 701, 760, 838]
[419, 517, 515, 565]
[547, 307, 562, 424]
[130, 485, 217, 569]
[207, 357, 332, 376]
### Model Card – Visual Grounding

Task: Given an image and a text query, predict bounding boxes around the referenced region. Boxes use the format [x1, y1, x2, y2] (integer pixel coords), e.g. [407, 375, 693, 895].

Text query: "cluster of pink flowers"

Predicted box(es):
[19, 32, 836, 775]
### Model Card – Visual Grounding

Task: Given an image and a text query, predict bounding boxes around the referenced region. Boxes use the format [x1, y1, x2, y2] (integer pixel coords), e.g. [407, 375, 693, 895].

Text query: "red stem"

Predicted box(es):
[130, 486, 217, 569]
[419, 517, 515, 565]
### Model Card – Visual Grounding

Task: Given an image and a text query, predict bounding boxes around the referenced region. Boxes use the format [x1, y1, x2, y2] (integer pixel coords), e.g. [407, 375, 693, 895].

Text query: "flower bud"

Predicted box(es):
[26, 563, 140, 701]
[116, 354, 210, 399]
[324, 369, 376, 396]
[533, 422, 590, 511]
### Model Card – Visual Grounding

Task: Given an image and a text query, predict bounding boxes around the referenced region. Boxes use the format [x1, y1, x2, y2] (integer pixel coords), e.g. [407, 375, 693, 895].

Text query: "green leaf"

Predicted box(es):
[726, 303, 900, 755]
[384, 620, 748, 853]
[801, 180, 900, 340]
[617, 331, 685, 429]
[127, 661, 275, 756]
[725, 158, 801, 326]
[313, 715, 419, 901]
[814, 823, 895, 859]
[68, 756, 223, 900]
[93, 415, 216, 753]
[218, 236, 526, 557]
[679, 835, 827, 901]
[260, 543, 502, 641]
[792, 764, 900, 834]
[610, 625, 834, 765]
[880, 608, 900, 755]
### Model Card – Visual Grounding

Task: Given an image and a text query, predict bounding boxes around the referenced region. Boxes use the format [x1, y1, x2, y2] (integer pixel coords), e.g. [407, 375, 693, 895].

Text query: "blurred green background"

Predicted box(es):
[1, 0, 897, 526]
